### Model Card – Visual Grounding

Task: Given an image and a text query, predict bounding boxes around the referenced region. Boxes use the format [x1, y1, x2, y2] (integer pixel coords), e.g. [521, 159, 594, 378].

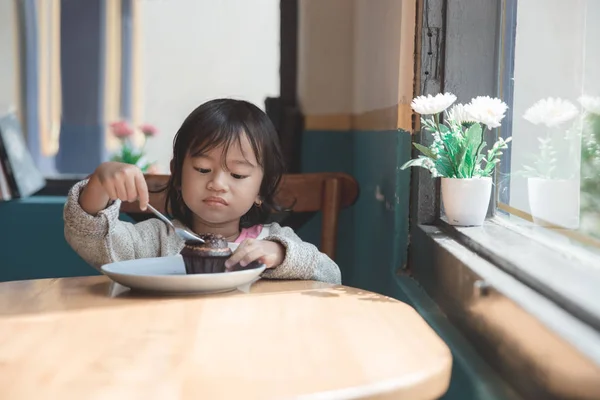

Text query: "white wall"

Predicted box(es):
[140, 0, 280, 170]
[0, 1, 17, 114]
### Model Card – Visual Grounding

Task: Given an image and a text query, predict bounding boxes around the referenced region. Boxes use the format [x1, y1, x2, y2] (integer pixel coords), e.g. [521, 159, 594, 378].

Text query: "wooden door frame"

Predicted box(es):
[265, 0, 303, 174]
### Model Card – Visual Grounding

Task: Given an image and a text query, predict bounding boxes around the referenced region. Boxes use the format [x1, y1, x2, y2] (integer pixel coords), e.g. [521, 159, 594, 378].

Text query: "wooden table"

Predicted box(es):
[0, 277, 452, 400]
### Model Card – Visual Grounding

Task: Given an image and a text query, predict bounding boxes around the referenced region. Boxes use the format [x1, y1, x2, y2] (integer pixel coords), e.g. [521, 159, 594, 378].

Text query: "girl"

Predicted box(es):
[64, 98, 341, 284]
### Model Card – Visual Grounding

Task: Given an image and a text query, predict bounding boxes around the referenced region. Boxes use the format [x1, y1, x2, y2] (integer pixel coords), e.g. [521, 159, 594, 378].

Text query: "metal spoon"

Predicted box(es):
[146, 204, 205, 243]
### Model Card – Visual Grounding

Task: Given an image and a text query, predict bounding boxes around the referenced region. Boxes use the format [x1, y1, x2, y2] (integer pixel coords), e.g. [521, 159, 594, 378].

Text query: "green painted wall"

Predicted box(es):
[297, 129, 412, 296]
[0, 197, 134, 282]
[0, 197, 99, 281]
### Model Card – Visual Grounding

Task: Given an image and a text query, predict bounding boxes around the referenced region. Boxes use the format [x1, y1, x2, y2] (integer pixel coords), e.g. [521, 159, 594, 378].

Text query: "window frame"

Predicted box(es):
[409, 0, 600, 397]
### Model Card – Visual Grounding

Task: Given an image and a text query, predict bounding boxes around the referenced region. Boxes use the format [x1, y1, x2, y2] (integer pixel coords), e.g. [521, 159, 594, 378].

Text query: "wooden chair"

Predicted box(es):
[120, 173, 359, 260]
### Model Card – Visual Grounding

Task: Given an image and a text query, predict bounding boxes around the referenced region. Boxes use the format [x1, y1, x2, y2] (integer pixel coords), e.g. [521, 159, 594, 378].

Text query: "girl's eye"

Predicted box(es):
[196, 168, 211, 174]
[231, 173, 248, 180]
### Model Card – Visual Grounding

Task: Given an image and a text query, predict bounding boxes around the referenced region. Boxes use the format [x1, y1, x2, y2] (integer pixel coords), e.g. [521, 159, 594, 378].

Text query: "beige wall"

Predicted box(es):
[353, 0, 405, 113]
[297, 0, 354, 116]
[298, 0, 415, 129]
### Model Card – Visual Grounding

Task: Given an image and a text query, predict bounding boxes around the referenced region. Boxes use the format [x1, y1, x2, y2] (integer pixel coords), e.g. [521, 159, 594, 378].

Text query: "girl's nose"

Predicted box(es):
[207, 171, 227, 192]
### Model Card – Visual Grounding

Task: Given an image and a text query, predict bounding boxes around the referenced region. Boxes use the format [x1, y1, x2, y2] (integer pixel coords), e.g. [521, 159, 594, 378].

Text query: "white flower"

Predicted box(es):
[411, 93, 457, 115]
[523, 97, 578, 127]
[578, 95, 600, 115]
[446, 103, 475, 125]
[464, 96, 508, 129]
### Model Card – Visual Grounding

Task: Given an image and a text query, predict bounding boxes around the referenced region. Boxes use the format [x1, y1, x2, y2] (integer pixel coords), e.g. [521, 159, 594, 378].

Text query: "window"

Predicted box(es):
[497, 0, 600, 257]
[449, 0, 600, 339]
[9, 0, 280, 177]
[410, 1, 600, 397]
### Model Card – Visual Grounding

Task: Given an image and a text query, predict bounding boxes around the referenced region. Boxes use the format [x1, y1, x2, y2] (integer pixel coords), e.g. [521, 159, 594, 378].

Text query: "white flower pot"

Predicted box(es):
[527, 178, 580, 229]
[441, 177, 492, 226]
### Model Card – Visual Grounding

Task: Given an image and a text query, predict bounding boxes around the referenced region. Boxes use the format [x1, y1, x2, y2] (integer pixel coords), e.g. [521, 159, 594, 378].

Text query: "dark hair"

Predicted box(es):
[164, 98, 285, 228]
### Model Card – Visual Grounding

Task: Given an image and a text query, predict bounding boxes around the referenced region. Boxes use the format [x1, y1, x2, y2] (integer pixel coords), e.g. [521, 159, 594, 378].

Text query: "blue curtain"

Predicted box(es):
[121, 0, 133, 121]
[16, 0, 43, 168]
[16, 0, 135, 175]
[55, 0, 106, 174]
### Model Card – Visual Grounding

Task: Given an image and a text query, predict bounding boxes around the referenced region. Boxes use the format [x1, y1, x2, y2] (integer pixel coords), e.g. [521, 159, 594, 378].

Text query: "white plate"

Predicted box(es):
[100, 243, 266, 295]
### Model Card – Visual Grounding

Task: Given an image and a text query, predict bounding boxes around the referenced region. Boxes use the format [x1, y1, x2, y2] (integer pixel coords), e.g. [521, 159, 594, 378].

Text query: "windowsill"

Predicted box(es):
[410, 221, 600, 398]
[440, 217, 600, 336]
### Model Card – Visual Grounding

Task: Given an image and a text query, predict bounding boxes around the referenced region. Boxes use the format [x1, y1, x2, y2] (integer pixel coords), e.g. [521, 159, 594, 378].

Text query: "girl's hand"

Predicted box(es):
[80, 162, 149, 215]
[225, 239, 285, 270]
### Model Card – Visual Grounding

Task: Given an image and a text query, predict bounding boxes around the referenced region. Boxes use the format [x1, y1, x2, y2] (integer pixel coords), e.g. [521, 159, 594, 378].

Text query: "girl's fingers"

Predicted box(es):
[103, 181, 118, 201]
[114, 179, 128, 201]
[225, 250, 246, 269]
[225, 239, 256, 269]
[124, 173, 138, 203]
[134, 172, 150, 210]
[239, 248, 264, 267]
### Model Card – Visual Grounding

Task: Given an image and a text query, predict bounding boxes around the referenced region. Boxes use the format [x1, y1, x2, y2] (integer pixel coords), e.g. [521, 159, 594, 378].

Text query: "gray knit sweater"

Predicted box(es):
[63, 180, 341, 284]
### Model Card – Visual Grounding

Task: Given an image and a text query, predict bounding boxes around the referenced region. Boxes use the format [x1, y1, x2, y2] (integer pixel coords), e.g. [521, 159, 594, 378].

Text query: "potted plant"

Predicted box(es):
[109, 120, 159, 173]
[519, 97, 581, 229]
[401, 93, 511, 226]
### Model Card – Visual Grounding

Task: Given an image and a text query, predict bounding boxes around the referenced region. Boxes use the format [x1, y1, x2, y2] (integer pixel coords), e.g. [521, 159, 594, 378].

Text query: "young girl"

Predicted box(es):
[64, 98, 341, 284]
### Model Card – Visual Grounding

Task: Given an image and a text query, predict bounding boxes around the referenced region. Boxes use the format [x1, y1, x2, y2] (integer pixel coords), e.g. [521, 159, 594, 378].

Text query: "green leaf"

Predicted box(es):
[421, 118, 437, 133]
[477, 141, 487, 156]
[435, 155, 455, 178]
[454, 146, 469, 178]
[458, 123, 483, 177]
[476, 150, 486, 165]
[438, 124, 450, 135]
[444, 136, 460, 155]
[459, 152, 473, 178]
[465, 123, 483, 148]
[400, 157, 429, 170]
[413, 143, 438, 159]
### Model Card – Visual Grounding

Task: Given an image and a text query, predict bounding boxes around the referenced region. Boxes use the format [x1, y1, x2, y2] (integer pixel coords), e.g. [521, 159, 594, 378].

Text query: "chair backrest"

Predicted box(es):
[120, 172, 359, 260]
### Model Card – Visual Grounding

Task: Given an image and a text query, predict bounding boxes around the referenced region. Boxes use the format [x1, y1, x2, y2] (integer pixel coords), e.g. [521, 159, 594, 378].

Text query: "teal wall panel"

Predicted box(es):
[351, 130, 411, 294]
[0, 197, 99, 281]
[299, 129, 411, 295]
[0, 197, 135, 282]
[299, 131, 356, 284]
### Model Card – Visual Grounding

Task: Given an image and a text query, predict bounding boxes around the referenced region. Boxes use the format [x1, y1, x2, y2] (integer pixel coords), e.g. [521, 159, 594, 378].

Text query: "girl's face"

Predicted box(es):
[180, 133, 264, 229]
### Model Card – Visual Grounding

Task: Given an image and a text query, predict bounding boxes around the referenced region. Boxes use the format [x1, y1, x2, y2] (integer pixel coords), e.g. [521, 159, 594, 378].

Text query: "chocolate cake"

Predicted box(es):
[180, 233, 232, 274]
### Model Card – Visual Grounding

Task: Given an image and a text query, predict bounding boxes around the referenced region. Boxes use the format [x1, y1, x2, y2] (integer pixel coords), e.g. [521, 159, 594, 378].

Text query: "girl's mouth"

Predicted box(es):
[203, 196, 228, 206]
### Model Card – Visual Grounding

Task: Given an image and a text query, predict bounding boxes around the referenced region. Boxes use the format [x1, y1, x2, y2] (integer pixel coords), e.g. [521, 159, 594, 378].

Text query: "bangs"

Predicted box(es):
[188, 121, 265, 170]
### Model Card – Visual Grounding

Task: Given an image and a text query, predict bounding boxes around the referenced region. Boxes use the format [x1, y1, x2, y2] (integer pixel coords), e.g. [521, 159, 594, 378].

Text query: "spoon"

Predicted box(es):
[146, 204, 205, 243]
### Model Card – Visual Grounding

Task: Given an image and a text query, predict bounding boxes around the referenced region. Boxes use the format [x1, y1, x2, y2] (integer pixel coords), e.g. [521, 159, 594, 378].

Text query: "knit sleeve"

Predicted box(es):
[260, 223, 342, 284]
[63, 179, 182, 269]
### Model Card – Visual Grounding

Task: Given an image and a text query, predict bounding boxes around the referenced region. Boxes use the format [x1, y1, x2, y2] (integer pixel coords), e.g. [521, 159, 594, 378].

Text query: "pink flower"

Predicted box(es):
[110, 120, 134, 139]
[139, 123, 158, 137]
[146, 164, 160, 174]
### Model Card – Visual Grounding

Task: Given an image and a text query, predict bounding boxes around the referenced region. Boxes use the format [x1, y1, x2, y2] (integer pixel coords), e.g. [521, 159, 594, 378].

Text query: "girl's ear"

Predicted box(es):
[254, 196, 263, 206]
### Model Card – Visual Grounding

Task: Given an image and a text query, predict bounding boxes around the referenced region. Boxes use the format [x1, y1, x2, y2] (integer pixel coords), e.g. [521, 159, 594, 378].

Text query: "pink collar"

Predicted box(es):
[234, 225, 263, 243]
